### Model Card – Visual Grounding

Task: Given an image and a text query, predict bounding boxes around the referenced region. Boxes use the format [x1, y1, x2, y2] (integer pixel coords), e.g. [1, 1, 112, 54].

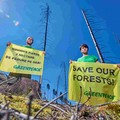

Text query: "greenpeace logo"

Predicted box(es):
[13, 65, 41, 72]
[84, 91, 115, 100]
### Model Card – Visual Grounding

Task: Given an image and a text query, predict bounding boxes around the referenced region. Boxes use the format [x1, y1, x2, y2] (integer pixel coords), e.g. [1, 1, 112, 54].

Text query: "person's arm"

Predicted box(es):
[117, 64, 120, 68]
[69, 60, 72, 64]
[6, 42, 11, 46]
[42, 51, 46, 55]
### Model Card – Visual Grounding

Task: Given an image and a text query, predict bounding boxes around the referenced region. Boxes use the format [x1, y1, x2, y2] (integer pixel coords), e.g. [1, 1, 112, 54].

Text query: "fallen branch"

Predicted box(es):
[0, 77, 17, 86]
[33, 91, 68, 119]
[49, 103, 68, 114]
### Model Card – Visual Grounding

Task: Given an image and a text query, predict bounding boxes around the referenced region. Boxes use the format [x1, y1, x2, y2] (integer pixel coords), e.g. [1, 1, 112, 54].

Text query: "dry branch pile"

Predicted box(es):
[0, 93, 120, 119]
[0, 73, 120, 120]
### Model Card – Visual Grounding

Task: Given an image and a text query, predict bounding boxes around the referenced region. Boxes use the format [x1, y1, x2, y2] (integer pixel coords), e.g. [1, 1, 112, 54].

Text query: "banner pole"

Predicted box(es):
[38, 75, 42, 99]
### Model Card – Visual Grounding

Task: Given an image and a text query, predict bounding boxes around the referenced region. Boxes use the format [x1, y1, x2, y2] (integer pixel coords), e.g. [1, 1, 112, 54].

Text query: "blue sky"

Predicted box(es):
[0, 0, 120, 100]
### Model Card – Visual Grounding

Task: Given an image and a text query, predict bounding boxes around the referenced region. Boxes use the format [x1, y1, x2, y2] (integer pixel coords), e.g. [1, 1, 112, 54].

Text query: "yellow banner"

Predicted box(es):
[68, 61, 120, 106]
[0, 44, 44, 75]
